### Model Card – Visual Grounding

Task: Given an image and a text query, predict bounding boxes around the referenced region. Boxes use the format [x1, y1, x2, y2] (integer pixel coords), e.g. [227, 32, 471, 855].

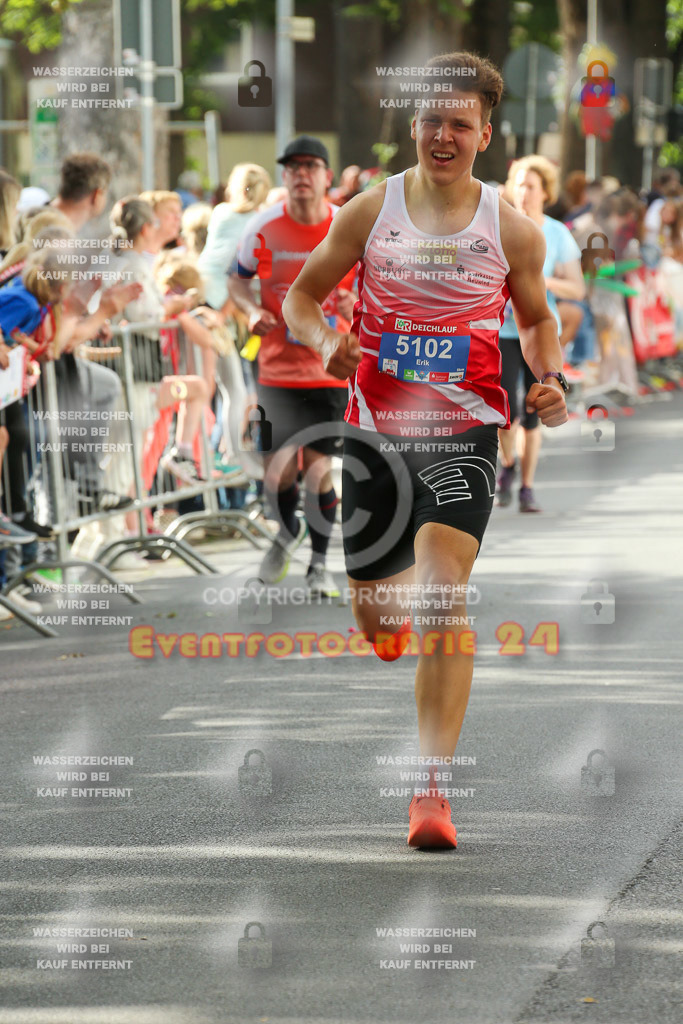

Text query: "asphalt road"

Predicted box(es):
[0, 394, 681, 1024]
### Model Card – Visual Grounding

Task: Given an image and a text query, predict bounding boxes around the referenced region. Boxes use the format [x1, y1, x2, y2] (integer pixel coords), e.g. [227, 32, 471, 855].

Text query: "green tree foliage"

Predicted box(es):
[662, 0, 683, 165]
[0, 0, 85, 53]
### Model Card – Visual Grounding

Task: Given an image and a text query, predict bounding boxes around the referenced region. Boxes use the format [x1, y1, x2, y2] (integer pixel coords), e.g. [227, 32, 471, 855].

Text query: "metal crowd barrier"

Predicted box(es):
[0, 315, 274, 637]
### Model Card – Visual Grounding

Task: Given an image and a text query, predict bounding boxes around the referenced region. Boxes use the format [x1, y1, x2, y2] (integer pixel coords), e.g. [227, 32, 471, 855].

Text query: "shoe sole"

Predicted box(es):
[408, 819, 458, 849]
[260, 523, 308, 584]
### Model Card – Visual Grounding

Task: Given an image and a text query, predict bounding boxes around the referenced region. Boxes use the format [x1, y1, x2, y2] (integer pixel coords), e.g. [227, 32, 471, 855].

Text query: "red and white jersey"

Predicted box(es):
[345, 171, 511, 435]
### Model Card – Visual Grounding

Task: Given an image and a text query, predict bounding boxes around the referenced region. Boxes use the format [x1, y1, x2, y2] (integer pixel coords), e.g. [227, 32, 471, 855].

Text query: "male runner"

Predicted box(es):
[283, 52, 568, 847]
[228, 135, 357, 597]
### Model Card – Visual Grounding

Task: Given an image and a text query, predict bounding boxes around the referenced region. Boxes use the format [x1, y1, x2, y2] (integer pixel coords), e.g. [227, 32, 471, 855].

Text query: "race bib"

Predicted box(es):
[286, 314, 337, 346]
[378, 314, 470, 383]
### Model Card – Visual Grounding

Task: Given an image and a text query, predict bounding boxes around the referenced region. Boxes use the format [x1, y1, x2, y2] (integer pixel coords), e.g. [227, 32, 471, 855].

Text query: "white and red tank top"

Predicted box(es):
[345, 170, 511, 436]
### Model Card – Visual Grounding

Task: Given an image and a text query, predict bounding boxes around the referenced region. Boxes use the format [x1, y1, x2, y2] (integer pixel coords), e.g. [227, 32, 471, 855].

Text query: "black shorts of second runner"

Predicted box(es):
[255, 383, 348, 456]
[341, 424, 499, 581]
[499, 336, 538, 430]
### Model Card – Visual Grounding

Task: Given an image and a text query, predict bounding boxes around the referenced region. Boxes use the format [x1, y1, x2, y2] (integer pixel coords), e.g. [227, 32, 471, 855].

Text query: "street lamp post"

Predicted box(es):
[139, 0, 156, 190]
[585, 0, 598, 179]
[276, 0, 295, 183]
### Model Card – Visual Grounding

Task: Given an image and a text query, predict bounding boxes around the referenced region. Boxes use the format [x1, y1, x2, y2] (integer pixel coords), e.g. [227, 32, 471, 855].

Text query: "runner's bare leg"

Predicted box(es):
[413, 523, 478, 760]
[348, 520, 477, 760]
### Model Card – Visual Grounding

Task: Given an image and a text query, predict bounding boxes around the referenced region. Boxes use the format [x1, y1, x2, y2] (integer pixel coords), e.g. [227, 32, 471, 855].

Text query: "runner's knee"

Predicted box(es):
[349, 584, 397, 638]
[416, 558, 472, 614]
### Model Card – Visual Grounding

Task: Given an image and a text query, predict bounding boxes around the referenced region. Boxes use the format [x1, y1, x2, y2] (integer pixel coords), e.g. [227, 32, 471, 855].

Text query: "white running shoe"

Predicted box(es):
[257, 518, 308, 584]
[306, 564, 340, 598]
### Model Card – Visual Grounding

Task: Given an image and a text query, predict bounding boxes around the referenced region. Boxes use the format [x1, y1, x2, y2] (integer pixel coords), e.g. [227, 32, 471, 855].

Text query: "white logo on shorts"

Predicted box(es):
[418, 456, 496, 505]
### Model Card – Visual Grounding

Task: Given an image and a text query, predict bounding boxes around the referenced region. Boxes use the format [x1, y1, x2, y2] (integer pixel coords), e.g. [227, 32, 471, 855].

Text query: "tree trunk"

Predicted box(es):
[334, 2, 386, 169]
[56, 0, 169, 198]
[462, 0, 512, 183]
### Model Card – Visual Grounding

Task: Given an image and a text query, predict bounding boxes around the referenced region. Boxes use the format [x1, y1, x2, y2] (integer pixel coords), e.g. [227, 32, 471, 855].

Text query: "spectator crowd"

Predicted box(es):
[0, 150, 682, 617]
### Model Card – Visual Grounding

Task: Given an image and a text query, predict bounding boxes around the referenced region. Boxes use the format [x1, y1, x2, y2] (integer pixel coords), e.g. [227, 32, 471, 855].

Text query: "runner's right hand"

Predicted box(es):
[321, 331, 361, 380]
[248, 308, 279, 336]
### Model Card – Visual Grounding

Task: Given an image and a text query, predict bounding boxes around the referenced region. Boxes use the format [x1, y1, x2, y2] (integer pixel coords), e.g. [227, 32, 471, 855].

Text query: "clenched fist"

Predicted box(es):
[525, 382, 568, 427]
[320, 331, 362, 380]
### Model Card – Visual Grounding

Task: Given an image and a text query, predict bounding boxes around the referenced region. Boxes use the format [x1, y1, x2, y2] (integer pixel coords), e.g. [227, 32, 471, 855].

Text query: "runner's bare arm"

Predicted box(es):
[283, 188, 384, 378]
[500, 202, 568, 426]
[227, 274, 279, 336]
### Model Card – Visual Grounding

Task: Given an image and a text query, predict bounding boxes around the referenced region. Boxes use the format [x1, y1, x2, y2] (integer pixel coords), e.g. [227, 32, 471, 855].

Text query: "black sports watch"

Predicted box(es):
[540, 370, 569, 392]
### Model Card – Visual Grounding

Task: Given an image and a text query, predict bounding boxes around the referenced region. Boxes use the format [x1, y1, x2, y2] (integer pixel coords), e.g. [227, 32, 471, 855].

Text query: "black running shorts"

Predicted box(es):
[341, 424, 499, 581]
[255, 383, 348, 456]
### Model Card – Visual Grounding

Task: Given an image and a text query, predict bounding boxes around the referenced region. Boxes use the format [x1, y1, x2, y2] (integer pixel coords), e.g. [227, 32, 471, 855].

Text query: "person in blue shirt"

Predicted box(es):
[497, 156, 585, 512]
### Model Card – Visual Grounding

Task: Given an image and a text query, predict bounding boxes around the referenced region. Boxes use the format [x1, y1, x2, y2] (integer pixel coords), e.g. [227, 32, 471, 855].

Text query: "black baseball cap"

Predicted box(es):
[277, 135, 330, 167]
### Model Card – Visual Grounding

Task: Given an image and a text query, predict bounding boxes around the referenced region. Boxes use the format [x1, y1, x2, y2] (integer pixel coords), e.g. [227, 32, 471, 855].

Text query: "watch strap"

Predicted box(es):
[540, 370, 568, 392]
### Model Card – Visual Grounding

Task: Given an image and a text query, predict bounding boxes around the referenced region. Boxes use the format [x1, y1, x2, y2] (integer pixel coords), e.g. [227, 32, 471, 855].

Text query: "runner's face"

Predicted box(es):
[282, 157, 332, 202]
[512, 169, 546, 216]
[411, 93, 490, 179]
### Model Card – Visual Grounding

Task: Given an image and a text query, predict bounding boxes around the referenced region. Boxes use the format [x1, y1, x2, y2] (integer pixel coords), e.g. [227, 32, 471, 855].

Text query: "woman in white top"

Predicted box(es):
[197, 163, 271, 314]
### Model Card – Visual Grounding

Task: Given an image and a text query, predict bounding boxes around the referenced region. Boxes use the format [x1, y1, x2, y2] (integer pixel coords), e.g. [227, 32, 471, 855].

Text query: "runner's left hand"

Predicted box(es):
[525, 382, 568, 427]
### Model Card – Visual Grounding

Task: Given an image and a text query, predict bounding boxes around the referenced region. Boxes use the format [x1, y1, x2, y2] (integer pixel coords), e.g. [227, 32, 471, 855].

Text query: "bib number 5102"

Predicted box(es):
[395, 335, 453, 359]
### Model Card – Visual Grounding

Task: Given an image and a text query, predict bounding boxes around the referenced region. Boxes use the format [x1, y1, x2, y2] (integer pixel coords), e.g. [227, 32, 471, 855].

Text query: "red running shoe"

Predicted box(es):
[373, 616, 413, 662]
[407, 793, 457, 849]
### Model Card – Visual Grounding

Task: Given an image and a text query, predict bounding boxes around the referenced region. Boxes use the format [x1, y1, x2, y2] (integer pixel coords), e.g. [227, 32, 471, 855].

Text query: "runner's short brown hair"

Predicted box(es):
[424, 51, 504, 125]
[58, 153, 111, 202]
